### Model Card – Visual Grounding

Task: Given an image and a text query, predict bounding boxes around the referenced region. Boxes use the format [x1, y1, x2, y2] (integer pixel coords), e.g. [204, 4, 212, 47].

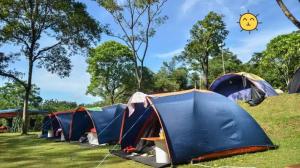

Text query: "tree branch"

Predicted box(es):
[34, 41, 62, 61]
[276, 0, 300, 29]
[0, 71, 27, 89]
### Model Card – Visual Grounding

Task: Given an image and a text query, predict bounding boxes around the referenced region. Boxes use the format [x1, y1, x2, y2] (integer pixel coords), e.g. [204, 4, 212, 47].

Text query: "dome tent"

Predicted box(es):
[209, 72, 278, 105]
[69, 104, 126, 144]
[42, 111, 74, 140]
[52, 111, 73, 141]
[288, 68, 300, 93]
[116, 90, 275, 166]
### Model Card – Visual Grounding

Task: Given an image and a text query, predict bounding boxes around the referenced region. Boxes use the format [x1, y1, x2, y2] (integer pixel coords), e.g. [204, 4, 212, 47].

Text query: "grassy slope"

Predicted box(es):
[0, 94, 299, 168]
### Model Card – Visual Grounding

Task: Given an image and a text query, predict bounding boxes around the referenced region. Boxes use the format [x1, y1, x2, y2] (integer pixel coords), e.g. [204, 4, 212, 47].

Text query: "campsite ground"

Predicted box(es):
[0, 94, 299, 168]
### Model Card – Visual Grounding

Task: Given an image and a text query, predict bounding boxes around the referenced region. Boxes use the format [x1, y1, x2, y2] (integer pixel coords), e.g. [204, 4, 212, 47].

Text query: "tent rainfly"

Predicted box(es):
[118, 90, 276, 165]
[69, 104, 126, 144]
[288, 68, 300, 93]
[209, 72, 278, 104]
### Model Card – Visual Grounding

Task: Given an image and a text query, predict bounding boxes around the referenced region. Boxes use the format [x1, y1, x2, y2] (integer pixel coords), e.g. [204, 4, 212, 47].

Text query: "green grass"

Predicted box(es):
[0, 94, 299, 168]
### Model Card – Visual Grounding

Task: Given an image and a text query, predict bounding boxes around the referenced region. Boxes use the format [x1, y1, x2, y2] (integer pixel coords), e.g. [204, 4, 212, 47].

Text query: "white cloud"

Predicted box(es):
[32, 55, 99, 104]
[181, 0, 201, 14]
[155, 48, 183, 58]
[230, 27, 297, 62]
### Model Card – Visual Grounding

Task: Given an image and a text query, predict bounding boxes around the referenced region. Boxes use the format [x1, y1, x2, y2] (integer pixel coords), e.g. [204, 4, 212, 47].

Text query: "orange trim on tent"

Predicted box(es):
[146, 96, 173, 163]
[192, 146, 272, 162]
[119, 109, 127, 144]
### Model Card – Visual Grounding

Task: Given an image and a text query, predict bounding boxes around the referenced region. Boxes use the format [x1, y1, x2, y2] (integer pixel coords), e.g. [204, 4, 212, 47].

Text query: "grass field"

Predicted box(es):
[0, 94, 299, 168]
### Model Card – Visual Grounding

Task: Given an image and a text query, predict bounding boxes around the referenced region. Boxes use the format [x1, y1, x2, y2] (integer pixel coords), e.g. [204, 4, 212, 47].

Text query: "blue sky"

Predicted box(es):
[0, 0, 299, 104]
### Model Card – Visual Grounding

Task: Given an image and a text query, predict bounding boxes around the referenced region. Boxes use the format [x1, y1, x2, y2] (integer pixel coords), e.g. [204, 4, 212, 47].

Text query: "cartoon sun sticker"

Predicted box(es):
[238, 11, 261, 33]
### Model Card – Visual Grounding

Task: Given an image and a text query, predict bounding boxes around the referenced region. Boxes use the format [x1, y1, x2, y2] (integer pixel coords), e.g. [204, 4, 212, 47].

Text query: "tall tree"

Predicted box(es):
[97, 0, 168, 89]
[261, 31, 300, 88]
[182, 12, 228, 89]
[0, 0, 101, 134]
[0, 82, 42, 109]
[276, 0, 300, 29]
[86, 41, 134, 104]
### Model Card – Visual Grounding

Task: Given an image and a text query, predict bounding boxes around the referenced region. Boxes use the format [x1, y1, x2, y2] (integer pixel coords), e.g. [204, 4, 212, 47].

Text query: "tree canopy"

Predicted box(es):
[87, 41, 135, 104]
[262, 31, 300, 87]
[0, 82, 42, 109]
[154, 58, 189, 92]
[208, 49, 243, 82]
[40, 99, 77, 112]
[0, 0, 102, 134]
[182, 12, 228, 89]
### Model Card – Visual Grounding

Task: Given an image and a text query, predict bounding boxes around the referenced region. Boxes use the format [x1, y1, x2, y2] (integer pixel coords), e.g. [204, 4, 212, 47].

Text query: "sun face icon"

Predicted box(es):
[238, 11, 261, 33]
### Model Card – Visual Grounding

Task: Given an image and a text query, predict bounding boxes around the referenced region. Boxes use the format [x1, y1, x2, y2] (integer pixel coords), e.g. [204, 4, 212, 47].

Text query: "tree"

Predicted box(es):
[97, 0, 168, 89]
[0, 82, 42, 109]
[182, 12, 228, 89]
[40, 100, 77, 112]
[276, 0, 300, 29]
[244, 53, 284, 89]
[87, 41, 134, 105]
[0, 0, 101, 134]
[208, 49, 243, 82]
[154, 58, 189, 92]
[261, 31, 300, 88]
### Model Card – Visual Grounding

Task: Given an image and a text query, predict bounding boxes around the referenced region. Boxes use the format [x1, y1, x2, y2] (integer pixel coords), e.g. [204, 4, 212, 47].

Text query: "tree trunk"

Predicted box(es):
[21, 59, 33, 135]
[276, 0, 300, 29]
[203, 53, 209, 89]
[204, 66, 209, 89]
[110, 96, 115, 105]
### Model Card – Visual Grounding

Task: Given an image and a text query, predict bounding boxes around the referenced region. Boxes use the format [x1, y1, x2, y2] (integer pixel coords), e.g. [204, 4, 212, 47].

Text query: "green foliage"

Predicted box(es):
[245, 32, 300, 90]
[87, 41, 135, 104]
[154, 58, 189, 92]
[11, 117, 22, 132]
[138, 67, 156, 94]
[0, 119, 8, 127]
[244, 53, 284, 89]
[182, 11, 228, 88]
[0, 0, 102, 133]
[261, 31, 300, 87]
[0, 0, 101, 78]
[41, 100, 77, 112]
[0, 82, 42, 109]
[208, 49, 243, 82]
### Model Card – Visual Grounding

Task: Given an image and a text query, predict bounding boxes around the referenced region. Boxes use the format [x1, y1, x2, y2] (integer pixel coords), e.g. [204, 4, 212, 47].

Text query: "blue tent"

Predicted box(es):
[69, 108, 94, 141]
[119, 103, 151, 149]
[53, 111, 73, 140]
[288, 68, 300, 93]
[209, 72, 278, 101]
[69, 104, 126, 144]
[119, 90, 275, 164]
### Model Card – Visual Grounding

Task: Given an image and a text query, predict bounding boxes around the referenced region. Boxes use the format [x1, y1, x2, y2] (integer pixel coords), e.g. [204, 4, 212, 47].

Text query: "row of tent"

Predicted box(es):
[42, 104, 126, 145]
[41, 71, 299, 166]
